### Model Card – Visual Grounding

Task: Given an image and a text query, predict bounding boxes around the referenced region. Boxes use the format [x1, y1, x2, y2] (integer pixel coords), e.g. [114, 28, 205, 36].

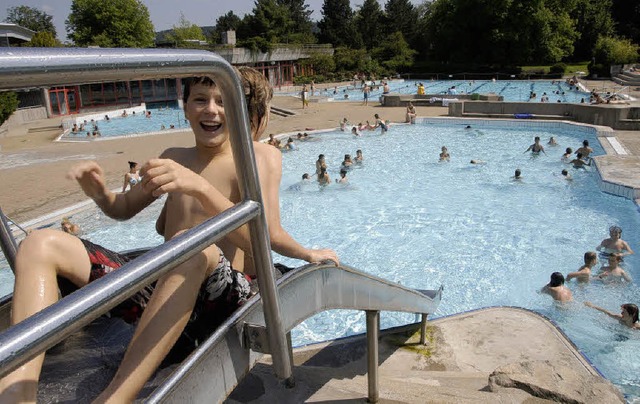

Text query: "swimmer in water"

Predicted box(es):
[561, 147, 573, 162]
[524, 136, 546, 155]
[351, 126, 362, 137]
[596, 253, 632, 282]
[336, 169, 348, 184]
[569, 153, 591, 168]
[584, 302, 640, 330]
[355, 149, 363, 164]
[512, 168, 522, 181]
[317, 166, 331, 186]
[566, 251, 597, 283]
[548, 136, 558, 146]
[597, 225, 634, 257]
[541, 272, 572, 302]
[561, 169, 572, 181]
[439, 146, 450, 162]
[575, 139, 593, 160]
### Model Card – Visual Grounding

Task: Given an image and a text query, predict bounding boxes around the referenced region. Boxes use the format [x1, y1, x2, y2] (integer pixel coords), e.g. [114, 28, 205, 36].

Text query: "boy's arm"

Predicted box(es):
[68, 161, 156, 220]
[139, 157, 253, 252]
[623, 241, 634, 255]
[259, 146, 339, 265]
[623, 270, 632, 282]
[584, 301, 621, 319]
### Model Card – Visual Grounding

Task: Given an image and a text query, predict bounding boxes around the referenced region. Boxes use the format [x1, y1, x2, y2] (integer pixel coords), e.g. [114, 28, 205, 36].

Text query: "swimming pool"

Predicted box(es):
[2, 119, 639, 399]
[61, 107, 189, 140]
[287, 79, 591, 103]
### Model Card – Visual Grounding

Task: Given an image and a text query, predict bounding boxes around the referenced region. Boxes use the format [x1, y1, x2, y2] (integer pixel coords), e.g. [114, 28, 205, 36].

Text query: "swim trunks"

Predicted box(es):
[59, 238, 252, 363]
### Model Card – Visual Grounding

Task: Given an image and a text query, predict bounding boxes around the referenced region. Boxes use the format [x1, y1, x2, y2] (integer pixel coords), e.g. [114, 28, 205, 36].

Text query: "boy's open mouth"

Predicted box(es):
[200, 122, 222, 132]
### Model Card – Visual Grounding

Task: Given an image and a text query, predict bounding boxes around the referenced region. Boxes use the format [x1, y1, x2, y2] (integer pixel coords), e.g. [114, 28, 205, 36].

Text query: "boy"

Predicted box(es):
[1, 69, 338, 402]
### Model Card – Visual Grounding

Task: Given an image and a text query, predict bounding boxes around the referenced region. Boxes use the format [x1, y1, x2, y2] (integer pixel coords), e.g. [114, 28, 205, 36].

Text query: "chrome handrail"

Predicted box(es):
[0, 48, 291, 381]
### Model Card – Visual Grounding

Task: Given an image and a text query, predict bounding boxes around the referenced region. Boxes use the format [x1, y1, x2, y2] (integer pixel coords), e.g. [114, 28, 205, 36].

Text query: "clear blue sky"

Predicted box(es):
[1, 0, 423, 42]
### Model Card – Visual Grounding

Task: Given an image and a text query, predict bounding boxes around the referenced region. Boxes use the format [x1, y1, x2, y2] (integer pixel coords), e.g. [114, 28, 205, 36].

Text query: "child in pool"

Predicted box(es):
[566, 251, 597, 283]
[584, 302, 640, 330]
[596, 225, 634, 257]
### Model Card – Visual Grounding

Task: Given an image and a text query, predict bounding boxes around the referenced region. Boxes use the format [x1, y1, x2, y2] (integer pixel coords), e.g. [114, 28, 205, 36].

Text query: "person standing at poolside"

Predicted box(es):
[122, 161, 141, 193]
[363, 84, 370, 106]
[566, 251, 597, 283]
[524, 136, 546, 155]
[301, 84, 309, 109]
[541, 272, 572, 302]
[584, 302, 640, 329]
[597, 225, 634, 257]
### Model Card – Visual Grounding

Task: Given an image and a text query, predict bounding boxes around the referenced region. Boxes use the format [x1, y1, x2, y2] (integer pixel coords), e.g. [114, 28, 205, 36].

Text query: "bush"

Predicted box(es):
[549, 63, 567, 74]
[0, 92, 18, 126]
[470, 93, 480, 100]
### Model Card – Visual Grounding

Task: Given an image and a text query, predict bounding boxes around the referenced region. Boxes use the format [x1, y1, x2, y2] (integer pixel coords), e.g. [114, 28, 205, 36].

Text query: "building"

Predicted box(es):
[0, 23, 35, 47]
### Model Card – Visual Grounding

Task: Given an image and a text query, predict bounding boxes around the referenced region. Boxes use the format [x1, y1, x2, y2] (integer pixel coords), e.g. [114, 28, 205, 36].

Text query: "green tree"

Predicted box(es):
[277, 0, 315, 42]
[611, 0, 640, 45]
[318, 0, 362, 48]
[571, 0, 615, 60]
[0, 92, 19, 126]
[166, 12, 205, 47]
[594, 36, 639, 64]
[355, 0, 385, 50]
[66, 0, 155, 47]
[211, 11, 242, 44]
[372, 31, 416, 73]
[241, 0, 294, 44]
[4, 6, 57, 37]
[27, 31, 61, 47]
[383, 0, 418, 47]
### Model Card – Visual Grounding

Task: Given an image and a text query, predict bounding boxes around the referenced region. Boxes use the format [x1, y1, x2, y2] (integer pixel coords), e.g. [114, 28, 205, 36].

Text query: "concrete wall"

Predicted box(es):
[215, 45, 333, 65]
[0, 107, 49, 137]
[382, 93, 502, 107]
[449, 101, 640, 130]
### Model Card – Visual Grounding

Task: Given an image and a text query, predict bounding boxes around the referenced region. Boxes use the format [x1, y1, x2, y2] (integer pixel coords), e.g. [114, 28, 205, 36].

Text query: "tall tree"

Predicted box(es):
[27, 31, 61, 47]
[611, 0, 640, 45]
[4, 6, 56, 38]
[383, 0, 418, 47]
[66, 0, 155, 47]
[318, 0, 362, 48]
[355, 0, 385, 50]
[571, 0, 615, 60]
[241, 0, 294, 43]
[277, 0, 314, 39]
[372, 31, 417, 72]
[166, 12, 205, 47]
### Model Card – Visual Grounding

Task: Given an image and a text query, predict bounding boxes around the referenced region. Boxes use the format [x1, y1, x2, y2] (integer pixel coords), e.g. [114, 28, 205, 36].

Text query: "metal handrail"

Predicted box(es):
[0, 207, 17, 272]
[0, 48, 291, 381]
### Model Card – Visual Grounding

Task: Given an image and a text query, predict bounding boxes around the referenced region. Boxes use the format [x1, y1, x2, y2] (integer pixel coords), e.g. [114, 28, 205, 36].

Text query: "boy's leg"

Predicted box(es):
[0, 229, 92, 403]
[96, 243, 221, 402]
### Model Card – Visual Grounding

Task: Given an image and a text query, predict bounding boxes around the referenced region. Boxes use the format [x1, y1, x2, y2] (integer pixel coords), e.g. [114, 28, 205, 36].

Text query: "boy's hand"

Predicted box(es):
[140, 159, 208, 198]
[67, 161, 109, 201]
[307, 248, 340, 266]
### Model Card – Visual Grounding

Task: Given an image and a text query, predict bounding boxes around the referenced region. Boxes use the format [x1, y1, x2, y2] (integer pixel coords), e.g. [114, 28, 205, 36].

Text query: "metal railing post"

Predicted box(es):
[420, 314, 428, 345]
[0, 207, 17, 272]
[366, 310, 379, 403]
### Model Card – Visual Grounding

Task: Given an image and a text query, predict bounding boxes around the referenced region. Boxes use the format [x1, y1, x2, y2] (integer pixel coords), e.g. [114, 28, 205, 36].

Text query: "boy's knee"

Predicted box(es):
[18, 229, 67, 259]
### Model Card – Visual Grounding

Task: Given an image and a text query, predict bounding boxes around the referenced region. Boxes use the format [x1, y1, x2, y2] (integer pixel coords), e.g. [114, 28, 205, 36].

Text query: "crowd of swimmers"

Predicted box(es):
[68, 108, 182, 138]
[541, 225, 638, 329]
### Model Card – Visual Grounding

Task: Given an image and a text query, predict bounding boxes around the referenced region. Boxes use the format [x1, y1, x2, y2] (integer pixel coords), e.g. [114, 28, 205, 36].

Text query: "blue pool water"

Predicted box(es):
[288, 79, 590, 104]
[2, 119, 639, 399]
[63, 107, 189, 139]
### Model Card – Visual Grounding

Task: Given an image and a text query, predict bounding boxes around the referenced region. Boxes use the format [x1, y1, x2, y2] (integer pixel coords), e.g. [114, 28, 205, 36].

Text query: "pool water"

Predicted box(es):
[289, 79, 590, 103]
[2, 119, 639, 399]
[63, 107, 189, 139]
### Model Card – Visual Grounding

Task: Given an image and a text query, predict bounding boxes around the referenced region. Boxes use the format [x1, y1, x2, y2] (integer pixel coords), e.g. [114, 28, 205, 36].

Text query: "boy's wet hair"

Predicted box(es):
[549, 272, 565, 287]
[622, 304, 639, 323]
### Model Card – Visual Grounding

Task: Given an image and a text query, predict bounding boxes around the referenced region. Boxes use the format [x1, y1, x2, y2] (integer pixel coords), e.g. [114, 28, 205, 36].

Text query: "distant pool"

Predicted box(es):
[2, 118, 639, 399]
[62, 107, 189, 140]
[284, 79, 591, 104]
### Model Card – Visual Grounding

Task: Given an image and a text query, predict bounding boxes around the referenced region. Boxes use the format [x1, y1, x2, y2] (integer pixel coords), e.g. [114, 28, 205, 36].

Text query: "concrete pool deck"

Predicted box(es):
[227, 307, 624, 403]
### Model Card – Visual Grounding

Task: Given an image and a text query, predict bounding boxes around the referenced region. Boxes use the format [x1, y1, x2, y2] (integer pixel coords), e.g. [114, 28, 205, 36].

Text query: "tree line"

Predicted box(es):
[4, 0, 640, 80]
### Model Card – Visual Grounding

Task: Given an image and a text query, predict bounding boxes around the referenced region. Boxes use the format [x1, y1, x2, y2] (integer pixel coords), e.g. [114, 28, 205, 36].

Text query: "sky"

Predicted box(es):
[1, 0, 423, 41]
